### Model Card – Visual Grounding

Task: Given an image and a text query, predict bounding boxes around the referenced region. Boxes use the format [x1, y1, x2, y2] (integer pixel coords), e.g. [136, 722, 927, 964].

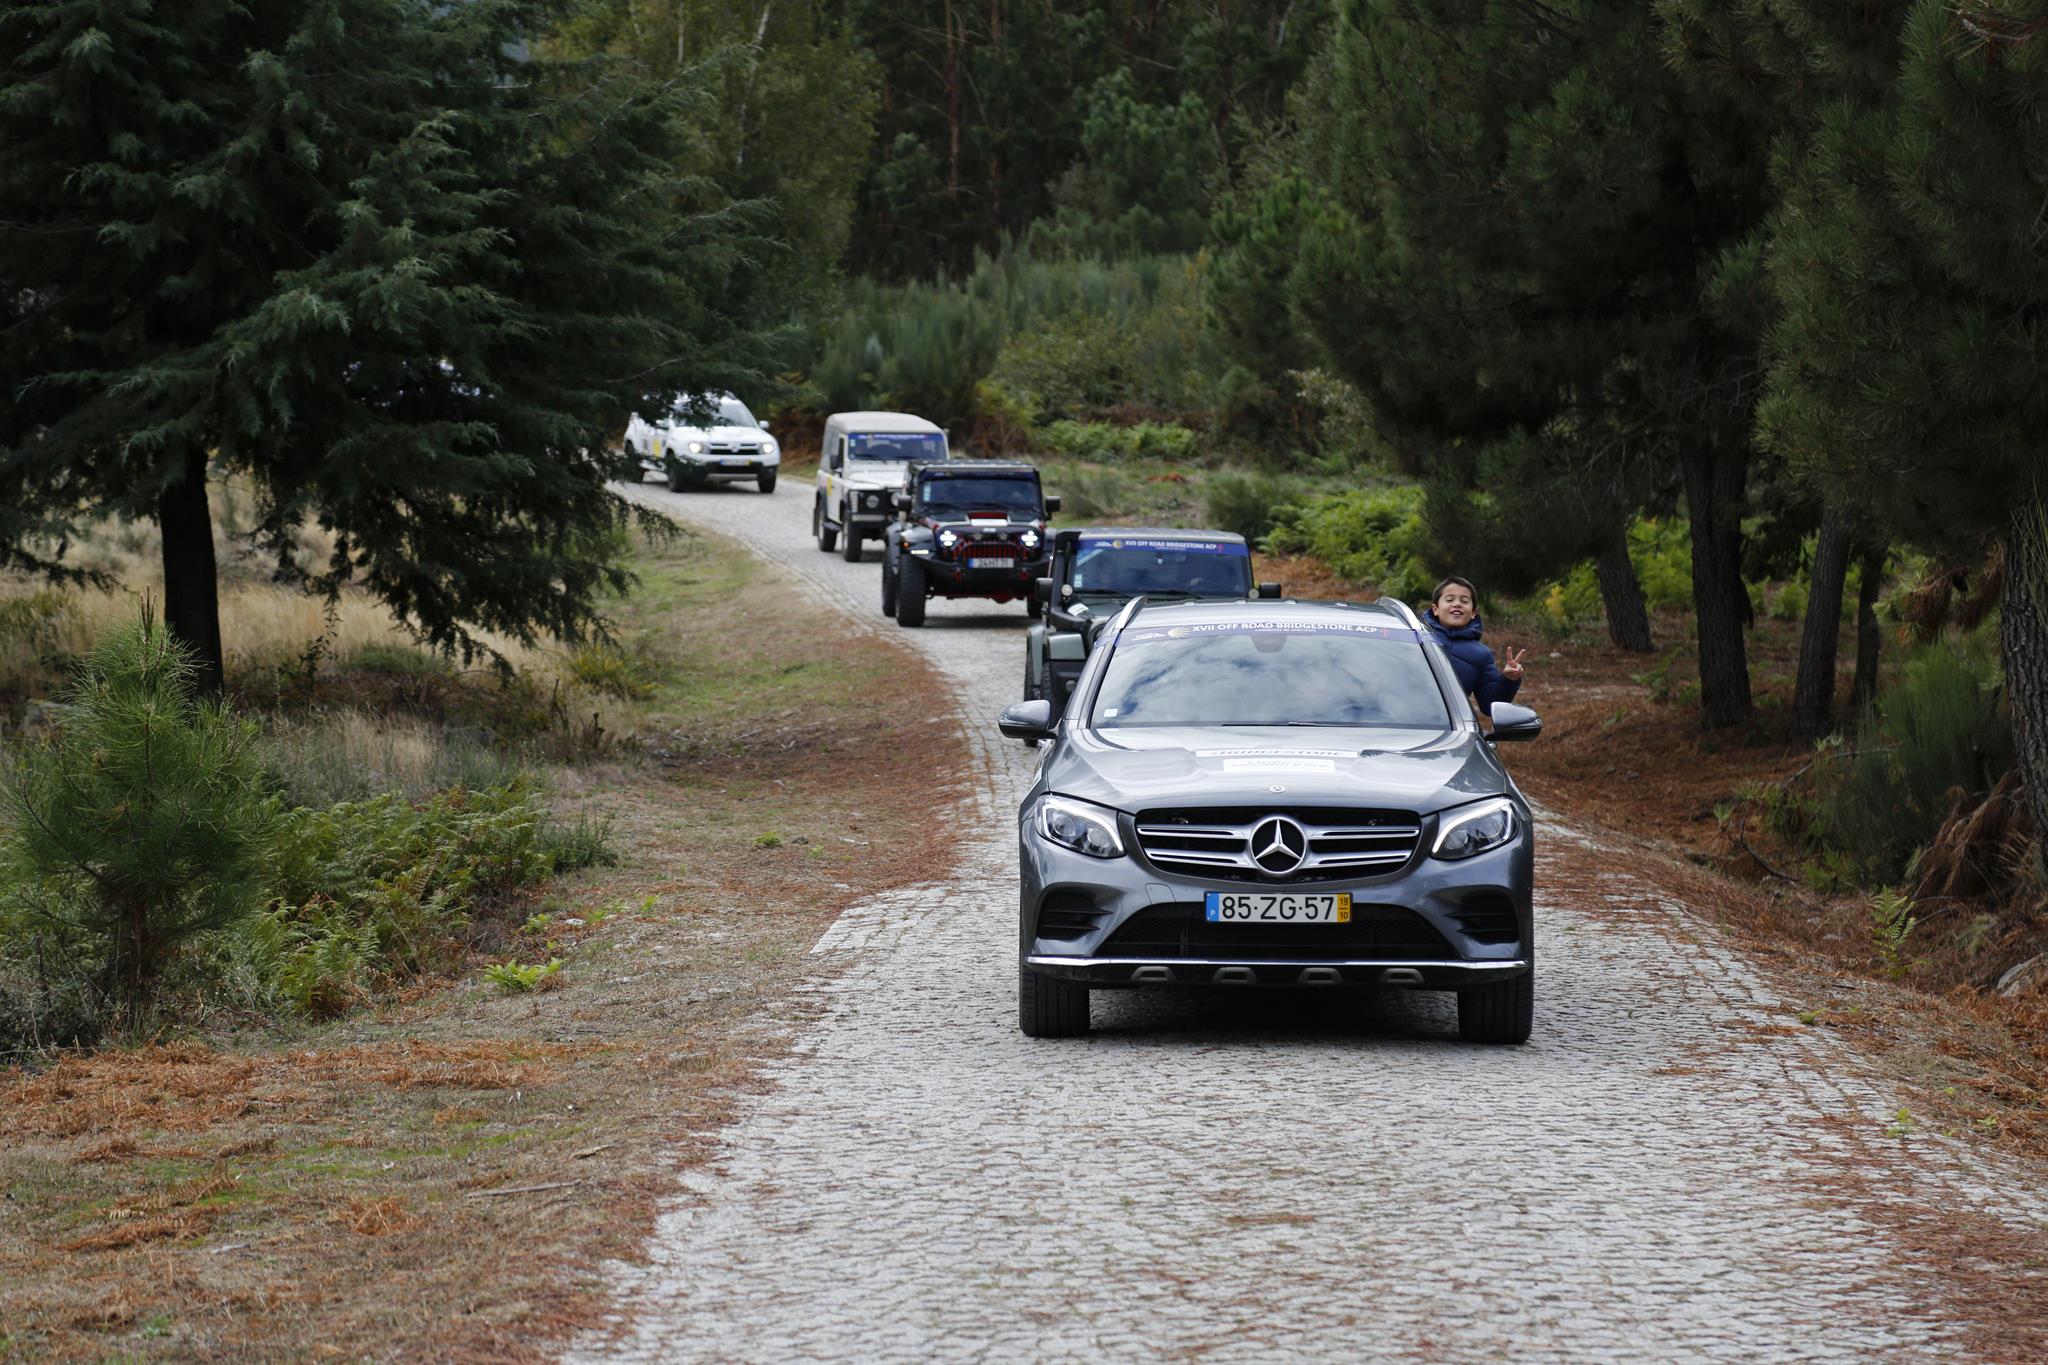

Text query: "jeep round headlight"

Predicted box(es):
[1431, 798, 1517, 860]
[686, 440, 705, 454]
[937, 529, 959, 548]
[1037, 796, 1124, 859]
[862, 491, 881, 509]
[1020, 529, 1040, 549]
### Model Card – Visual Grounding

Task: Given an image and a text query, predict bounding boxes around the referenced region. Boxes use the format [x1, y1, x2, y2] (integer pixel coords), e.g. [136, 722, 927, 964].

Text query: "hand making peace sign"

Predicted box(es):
[1502, 646, 1528, 681]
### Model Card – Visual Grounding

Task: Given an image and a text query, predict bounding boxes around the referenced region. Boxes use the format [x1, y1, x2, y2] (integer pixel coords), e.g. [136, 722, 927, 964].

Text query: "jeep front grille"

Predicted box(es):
[1132, 806, 1421, 883]
[961, 539, 1022, 560]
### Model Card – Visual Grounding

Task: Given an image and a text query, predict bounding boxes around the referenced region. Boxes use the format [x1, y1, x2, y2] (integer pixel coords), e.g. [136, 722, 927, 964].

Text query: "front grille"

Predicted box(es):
[1035, 891, 1109, 941]
[1098, 903, 1452, 961]
[1449, 894, 1521, 946]
[961, 539, 1022, 560]
[1133, 806, 1421, 883]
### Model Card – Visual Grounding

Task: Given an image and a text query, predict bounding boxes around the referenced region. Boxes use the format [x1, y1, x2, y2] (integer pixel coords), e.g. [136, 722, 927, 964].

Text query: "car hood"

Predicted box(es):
[1043, 725, 1507, 815]
[665, 424, 770, 443]
[840, 463, 911, 489]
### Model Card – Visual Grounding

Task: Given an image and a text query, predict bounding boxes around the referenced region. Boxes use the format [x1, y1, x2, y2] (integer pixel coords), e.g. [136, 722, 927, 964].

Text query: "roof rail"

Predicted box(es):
[1384, 596, 1425, 631]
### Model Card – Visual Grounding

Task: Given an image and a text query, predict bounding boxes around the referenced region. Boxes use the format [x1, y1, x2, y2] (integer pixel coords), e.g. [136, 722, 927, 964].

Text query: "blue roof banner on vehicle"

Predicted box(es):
[1078, 536, 1248, 555]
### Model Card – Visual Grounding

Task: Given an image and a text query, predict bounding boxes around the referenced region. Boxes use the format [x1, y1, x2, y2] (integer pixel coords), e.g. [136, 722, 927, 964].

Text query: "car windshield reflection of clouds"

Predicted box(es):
[1093, 626, 1448, 728]
[850, 432, 947, 462]
[669, 394, 755, 427]
[1072, 545, 1251, 596]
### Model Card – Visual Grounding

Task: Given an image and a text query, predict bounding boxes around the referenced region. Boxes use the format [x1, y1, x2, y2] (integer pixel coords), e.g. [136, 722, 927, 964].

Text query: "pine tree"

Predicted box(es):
[1288, 1, 1773, 706]
[0, 0, 771, 689]
[1756, 0, 2048, 836]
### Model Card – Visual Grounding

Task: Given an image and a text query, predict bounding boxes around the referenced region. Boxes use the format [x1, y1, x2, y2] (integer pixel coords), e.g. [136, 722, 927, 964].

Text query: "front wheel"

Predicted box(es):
[1018, 964, 1090, 1038]
[666, 464, 698, 493]
[881, 554, 899, 618]
[814, 500, 838, 553]
[897, 556, 927, 627]
[840, 506, 863, 562]
[757, 470, 777, 494]
[1027, 591, 1044, 620]
[1456, 968, 1533, 1044]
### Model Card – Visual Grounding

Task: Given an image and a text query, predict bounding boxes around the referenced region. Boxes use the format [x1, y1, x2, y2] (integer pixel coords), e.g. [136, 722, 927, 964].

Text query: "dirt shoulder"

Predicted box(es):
[0, 523, 970, 1362]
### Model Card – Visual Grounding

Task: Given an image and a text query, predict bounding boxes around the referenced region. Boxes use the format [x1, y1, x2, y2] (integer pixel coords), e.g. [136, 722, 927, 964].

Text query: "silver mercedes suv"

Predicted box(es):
[997, 596, 1541, 1042]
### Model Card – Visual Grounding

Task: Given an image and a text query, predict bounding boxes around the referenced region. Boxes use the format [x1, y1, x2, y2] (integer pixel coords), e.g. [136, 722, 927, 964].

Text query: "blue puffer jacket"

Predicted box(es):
[1422, 610, 1520, 711]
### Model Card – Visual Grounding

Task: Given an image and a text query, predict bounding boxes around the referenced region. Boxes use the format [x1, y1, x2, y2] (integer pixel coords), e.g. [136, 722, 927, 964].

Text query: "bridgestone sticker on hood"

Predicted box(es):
[1079, 537, 1248, 555]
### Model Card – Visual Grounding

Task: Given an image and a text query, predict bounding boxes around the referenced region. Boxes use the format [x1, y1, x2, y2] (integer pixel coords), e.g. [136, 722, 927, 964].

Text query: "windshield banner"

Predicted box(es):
[1118, 620, 1421, 648]
[1079, 537, 1247, 556]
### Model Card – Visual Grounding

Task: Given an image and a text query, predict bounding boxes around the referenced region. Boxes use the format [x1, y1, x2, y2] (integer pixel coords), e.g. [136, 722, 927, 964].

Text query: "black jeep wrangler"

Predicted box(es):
[1022, 528, 1279, 707]
[881, 462, 1059, 627]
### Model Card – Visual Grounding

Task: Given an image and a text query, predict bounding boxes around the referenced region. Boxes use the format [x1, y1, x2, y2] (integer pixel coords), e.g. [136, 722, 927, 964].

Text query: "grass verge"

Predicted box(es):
[0, 522, 969, 1360]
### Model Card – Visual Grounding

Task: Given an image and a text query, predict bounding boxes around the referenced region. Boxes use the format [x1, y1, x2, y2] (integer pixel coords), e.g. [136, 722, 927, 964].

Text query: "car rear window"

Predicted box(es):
[1091, 620, 1450, 729]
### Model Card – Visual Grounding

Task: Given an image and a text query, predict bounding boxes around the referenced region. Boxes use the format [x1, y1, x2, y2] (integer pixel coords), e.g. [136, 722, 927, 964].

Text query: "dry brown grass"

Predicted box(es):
[0, 518, 971, 1361]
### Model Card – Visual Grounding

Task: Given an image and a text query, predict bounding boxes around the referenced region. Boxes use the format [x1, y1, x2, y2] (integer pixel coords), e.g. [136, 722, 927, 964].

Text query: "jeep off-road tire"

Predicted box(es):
[1022, 648, 1041, 703]
[667, 464, 701, 493]
[1018, 964, 1090, 1038]
[1027, 591, 1043, 620]
[881, 555, 899, 618]
[814, 500, 837, 553]
[1456, 968, 1533, 1045]
[757, 470, 777, 494]
[896, 557, 927, 627]
[840, 504, 863, 562]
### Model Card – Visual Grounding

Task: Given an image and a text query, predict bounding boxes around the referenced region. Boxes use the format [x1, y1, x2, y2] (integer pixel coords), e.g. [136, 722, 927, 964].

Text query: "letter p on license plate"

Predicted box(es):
[1204, 892, 1351, 923]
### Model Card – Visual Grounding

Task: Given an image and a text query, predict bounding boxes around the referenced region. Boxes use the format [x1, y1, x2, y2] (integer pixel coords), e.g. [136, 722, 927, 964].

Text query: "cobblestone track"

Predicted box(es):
[576, 477, 2047, 1363]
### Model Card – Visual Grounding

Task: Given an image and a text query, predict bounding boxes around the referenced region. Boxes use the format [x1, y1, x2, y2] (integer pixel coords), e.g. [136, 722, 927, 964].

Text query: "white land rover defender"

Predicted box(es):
[626, 391, 780, 493]
[813, 411, 948, 563]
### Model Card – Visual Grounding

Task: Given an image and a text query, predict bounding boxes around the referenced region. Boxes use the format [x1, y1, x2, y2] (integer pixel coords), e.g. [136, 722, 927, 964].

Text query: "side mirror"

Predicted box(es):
[998, 699, 1056, 742]
[1257, 582, 1282, 600]
[892, 491, 913, 512]
[1044, 495, 1062, 515]
[1487, 702, 1542, 742]
[1034, 576, 1054, 604]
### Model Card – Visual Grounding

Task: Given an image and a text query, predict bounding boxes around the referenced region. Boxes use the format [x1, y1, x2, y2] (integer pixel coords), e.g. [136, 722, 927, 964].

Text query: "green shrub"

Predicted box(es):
[568, 645, 655, 701]
[1205, 472, 1303, 541]
[253, 782, 564, 1014]
[1769, 579, 1810, 623]
[1039, 420, 1200, 463]
[1262, 486, 1433, 600]
[812, 278, 1003, 429]
[0, 605, 278, 1021]
[1629, 518, 1694, 610]
[1052, 466, 1141, 521]
[1811, 636, 2011, 878]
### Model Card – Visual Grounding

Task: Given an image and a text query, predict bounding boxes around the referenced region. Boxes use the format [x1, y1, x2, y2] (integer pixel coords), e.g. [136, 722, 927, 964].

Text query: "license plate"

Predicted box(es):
[968, 556, 1010, 568]
[1205, 892, 1350, 923]
[721, 459, 751, 468]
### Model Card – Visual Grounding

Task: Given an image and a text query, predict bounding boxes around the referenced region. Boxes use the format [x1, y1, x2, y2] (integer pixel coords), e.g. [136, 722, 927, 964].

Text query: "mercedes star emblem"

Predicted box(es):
[1250, 815, 1309, 877]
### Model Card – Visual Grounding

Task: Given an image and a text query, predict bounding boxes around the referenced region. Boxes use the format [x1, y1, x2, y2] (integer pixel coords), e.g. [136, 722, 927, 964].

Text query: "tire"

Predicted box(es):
[666, 465, 691, 493]
[840, 505, 864, 562]
[1022, 646, 1040, 702]
[814, 499, 837, 553]
[1018, 964, 1090, 1038]
[1027, 591, 1044, 620]
[897, 556, 927, 627]
[1457, 968, 1533, 1044]
[757, 470, 777, 494]
[881, 552, 899, 618]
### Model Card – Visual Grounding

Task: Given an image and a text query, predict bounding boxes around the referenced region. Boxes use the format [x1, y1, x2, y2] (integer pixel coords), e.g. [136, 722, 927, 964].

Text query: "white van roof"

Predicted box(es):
[824, 411, 944, 434]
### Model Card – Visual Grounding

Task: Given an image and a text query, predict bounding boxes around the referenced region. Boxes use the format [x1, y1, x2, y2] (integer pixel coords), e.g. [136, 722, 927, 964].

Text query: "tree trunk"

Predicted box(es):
[1851, 542, 1885, 710]
[1791, 502, 1853, 739]
[158, 445, 226, 695]
[1678, 440, 1752, 728]
[1999, 495, 2048, 845]
[1592, 521, 1653, 652]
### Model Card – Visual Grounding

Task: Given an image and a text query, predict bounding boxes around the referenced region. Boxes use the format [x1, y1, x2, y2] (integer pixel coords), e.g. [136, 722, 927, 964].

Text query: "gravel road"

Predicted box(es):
[573, 475, 2046, 1362]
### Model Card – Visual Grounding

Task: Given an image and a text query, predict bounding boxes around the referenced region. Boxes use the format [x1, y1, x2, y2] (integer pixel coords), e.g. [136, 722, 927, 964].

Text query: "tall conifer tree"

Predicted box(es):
[0, 0, 768, 690]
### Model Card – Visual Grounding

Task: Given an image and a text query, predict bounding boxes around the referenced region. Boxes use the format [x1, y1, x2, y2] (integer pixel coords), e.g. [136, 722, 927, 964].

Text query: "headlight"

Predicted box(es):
[686, 440, 705, 454]
[862, 491, 881, 509]
[757, 442, 771, 454]
[1020, 530, 1040, 549]
[937, 529, 958, 548]
[1431, 798, 1518, 860]
[1037, 796, 1124, 859]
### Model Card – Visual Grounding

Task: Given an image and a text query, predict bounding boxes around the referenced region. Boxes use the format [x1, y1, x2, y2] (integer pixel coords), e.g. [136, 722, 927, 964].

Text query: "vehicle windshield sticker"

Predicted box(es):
[1195, 747, 1358, 759]
[1118, 621, 1420, 647]
[1078, 537, 1248, 556]
[1221, 756, 1339, 774]
[1101, 706, 1119, 718]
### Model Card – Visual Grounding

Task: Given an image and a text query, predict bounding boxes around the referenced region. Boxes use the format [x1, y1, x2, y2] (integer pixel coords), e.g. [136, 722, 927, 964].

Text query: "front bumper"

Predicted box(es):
[911, 554, 1050, 598]
[648, 454, 778, 480]
[1019, 812, 1533, 991]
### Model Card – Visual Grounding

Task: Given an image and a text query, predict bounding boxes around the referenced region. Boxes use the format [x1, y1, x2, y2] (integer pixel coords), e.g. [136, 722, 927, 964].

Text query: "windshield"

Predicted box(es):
[1091, 620, 1450, 729]
[919, 476, 1040, 516]
[849, 431, 947, 463]
[670, 395, 757, 428]
[1070, 539, 1251, 597]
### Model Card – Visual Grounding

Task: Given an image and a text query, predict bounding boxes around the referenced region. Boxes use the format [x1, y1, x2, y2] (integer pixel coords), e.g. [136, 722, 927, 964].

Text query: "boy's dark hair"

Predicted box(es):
[1431, 575, 1476, 605]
